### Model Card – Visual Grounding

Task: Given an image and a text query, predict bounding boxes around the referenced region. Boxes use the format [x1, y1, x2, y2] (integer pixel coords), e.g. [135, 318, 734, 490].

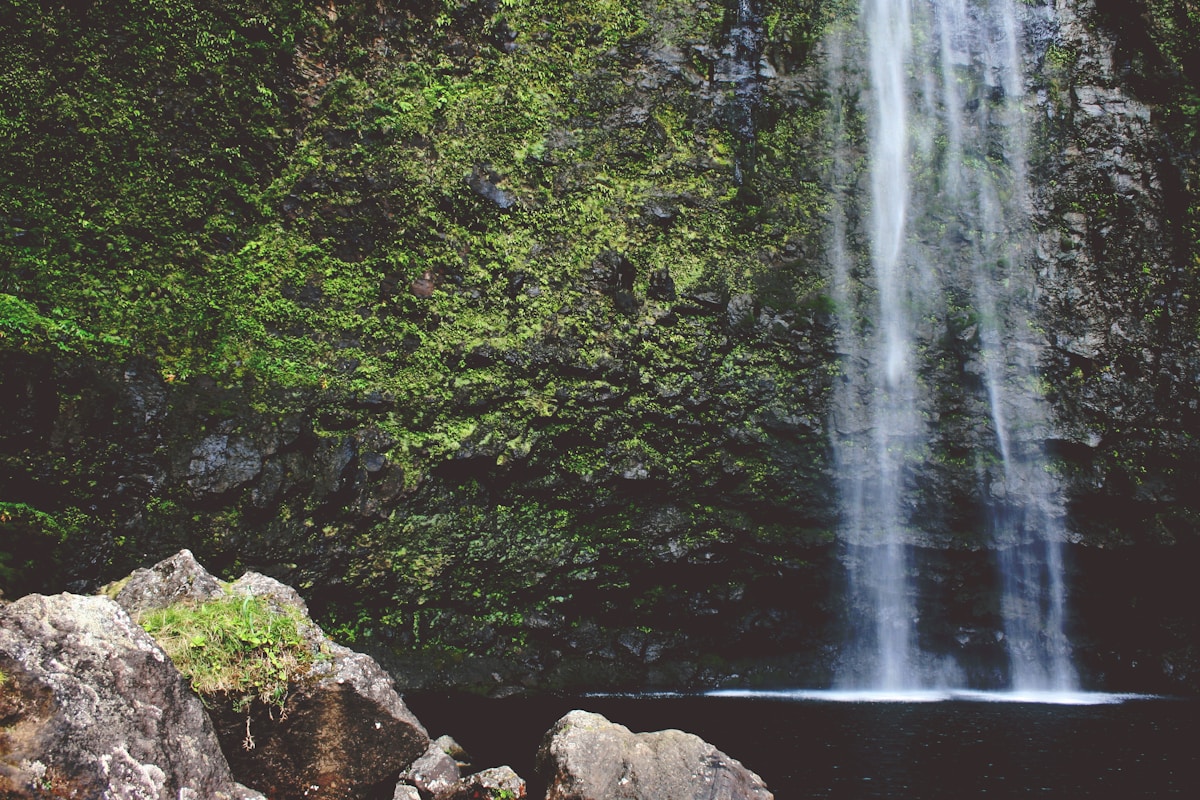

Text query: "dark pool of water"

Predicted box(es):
[405, 691, 1199, 798]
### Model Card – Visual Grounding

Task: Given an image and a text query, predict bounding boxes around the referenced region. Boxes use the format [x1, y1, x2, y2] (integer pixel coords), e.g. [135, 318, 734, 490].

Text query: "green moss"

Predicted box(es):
[1044, 42, 1077, 70]
[0, 294, 127, 355]
[139, 595, 322, 713]
[100, 576, 132, 601]
[0, 503, 95, 599]
[1, 0, 311, 361]
[1, 0, 837, 474]
[3, 1, 843, 669]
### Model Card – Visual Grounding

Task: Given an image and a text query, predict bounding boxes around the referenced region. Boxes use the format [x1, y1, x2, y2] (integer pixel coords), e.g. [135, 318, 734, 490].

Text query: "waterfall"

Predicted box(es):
[828, 0, 1077, 691]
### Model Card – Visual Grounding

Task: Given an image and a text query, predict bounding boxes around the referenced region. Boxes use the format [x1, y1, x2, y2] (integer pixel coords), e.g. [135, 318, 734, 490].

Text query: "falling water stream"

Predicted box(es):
[830, 0, 1077, 691]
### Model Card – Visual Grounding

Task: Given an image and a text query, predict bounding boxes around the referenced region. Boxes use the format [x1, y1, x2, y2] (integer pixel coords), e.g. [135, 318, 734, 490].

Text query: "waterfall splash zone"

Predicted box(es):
[829, 0, 1075, 689]
[704, 688, 1152, 706]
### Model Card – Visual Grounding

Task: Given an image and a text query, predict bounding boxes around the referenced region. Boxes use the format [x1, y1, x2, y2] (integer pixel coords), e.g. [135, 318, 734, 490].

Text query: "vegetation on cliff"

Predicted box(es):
[1, 0, 844, 686]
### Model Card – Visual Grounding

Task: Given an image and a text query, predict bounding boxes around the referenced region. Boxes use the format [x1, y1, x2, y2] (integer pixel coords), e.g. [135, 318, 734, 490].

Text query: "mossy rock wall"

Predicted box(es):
[1, 0, 844, 690]
[2, 0, 1200, 691]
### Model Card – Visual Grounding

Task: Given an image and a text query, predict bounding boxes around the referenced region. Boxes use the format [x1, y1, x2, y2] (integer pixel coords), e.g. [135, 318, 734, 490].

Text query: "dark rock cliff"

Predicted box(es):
[1, 0, 1198, 692]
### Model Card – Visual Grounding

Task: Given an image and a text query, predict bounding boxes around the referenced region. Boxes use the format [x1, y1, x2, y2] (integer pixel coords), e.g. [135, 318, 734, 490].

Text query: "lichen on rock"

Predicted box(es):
[0, 592, 263, 800]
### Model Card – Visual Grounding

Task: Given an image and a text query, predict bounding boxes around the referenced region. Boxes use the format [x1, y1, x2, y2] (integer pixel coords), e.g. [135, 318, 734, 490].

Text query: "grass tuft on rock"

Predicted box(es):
[140, 595, 321, 713]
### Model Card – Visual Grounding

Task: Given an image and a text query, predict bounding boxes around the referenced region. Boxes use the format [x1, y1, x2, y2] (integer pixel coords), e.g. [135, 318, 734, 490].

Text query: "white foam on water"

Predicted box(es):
[708, 688, 955, 703]
[948, 689, 1150, 706]
[704, 688, 1153, 705]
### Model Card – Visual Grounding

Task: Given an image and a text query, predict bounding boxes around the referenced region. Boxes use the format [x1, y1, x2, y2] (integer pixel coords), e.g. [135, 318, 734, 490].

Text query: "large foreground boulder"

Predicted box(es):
[0, 593, 262, 799]
[537, 710, 772, 800]
[109, 550, 430, 799]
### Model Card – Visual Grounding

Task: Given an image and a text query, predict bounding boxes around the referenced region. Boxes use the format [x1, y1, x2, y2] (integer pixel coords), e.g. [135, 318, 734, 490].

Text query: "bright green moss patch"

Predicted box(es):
[139, 595, 322, 712]
[0, 294, 127, 355]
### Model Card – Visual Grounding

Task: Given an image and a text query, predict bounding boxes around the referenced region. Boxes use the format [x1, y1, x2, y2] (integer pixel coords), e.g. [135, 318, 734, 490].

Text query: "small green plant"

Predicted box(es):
[140, 595, 320, 713]
[1044, 43, 1077, 70]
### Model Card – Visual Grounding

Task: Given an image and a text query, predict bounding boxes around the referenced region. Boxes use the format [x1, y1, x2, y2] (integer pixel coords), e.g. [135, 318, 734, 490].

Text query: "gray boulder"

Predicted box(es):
[726, 293, 757, 330]
[440, 765, 526, 800]
[398, 740, 461, 798]
[434, 734, 472, 767]
[227, 569, 310, 616]
[109, 550, 430, 800]
[0, 592, 263, 800]
[537, 710, 772, 800]
[106, 548, 224, 619]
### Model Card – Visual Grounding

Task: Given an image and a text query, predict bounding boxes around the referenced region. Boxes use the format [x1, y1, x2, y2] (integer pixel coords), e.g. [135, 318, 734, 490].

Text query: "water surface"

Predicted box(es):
[406, 692, 1199, 797]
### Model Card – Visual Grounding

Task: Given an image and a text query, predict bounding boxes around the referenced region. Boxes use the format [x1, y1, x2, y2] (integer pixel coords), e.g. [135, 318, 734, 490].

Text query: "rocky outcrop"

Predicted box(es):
[108, 550, 430, 800]
[1, 554, 539, 799]
[393, 728, 530, 800]
[0, 593, 262, 800]
[440, 766, 526, 800]
[537, 710, 772, 800]
[398, 741, 462, 798]
[107, 547, 224, 618]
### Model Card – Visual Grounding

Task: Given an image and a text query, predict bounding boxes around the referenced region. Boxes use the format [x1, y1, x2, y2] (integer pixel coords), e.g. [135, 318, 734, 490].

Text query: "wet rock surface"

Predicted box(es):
[1032, 0, 1200, 548]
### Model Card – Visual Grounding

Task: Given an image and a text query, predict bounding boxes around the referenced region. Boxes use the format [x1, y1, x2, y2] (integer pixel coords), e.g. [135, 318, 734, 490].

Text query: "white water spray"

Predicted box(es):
[829, 0, 1077, 691]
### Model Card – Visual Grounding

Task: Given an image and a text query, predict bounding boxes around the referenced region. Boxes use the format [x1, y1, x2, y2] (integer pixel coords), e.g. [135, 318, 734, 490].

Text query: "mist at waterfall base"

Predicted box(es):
[408, 691, 1199, 798]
